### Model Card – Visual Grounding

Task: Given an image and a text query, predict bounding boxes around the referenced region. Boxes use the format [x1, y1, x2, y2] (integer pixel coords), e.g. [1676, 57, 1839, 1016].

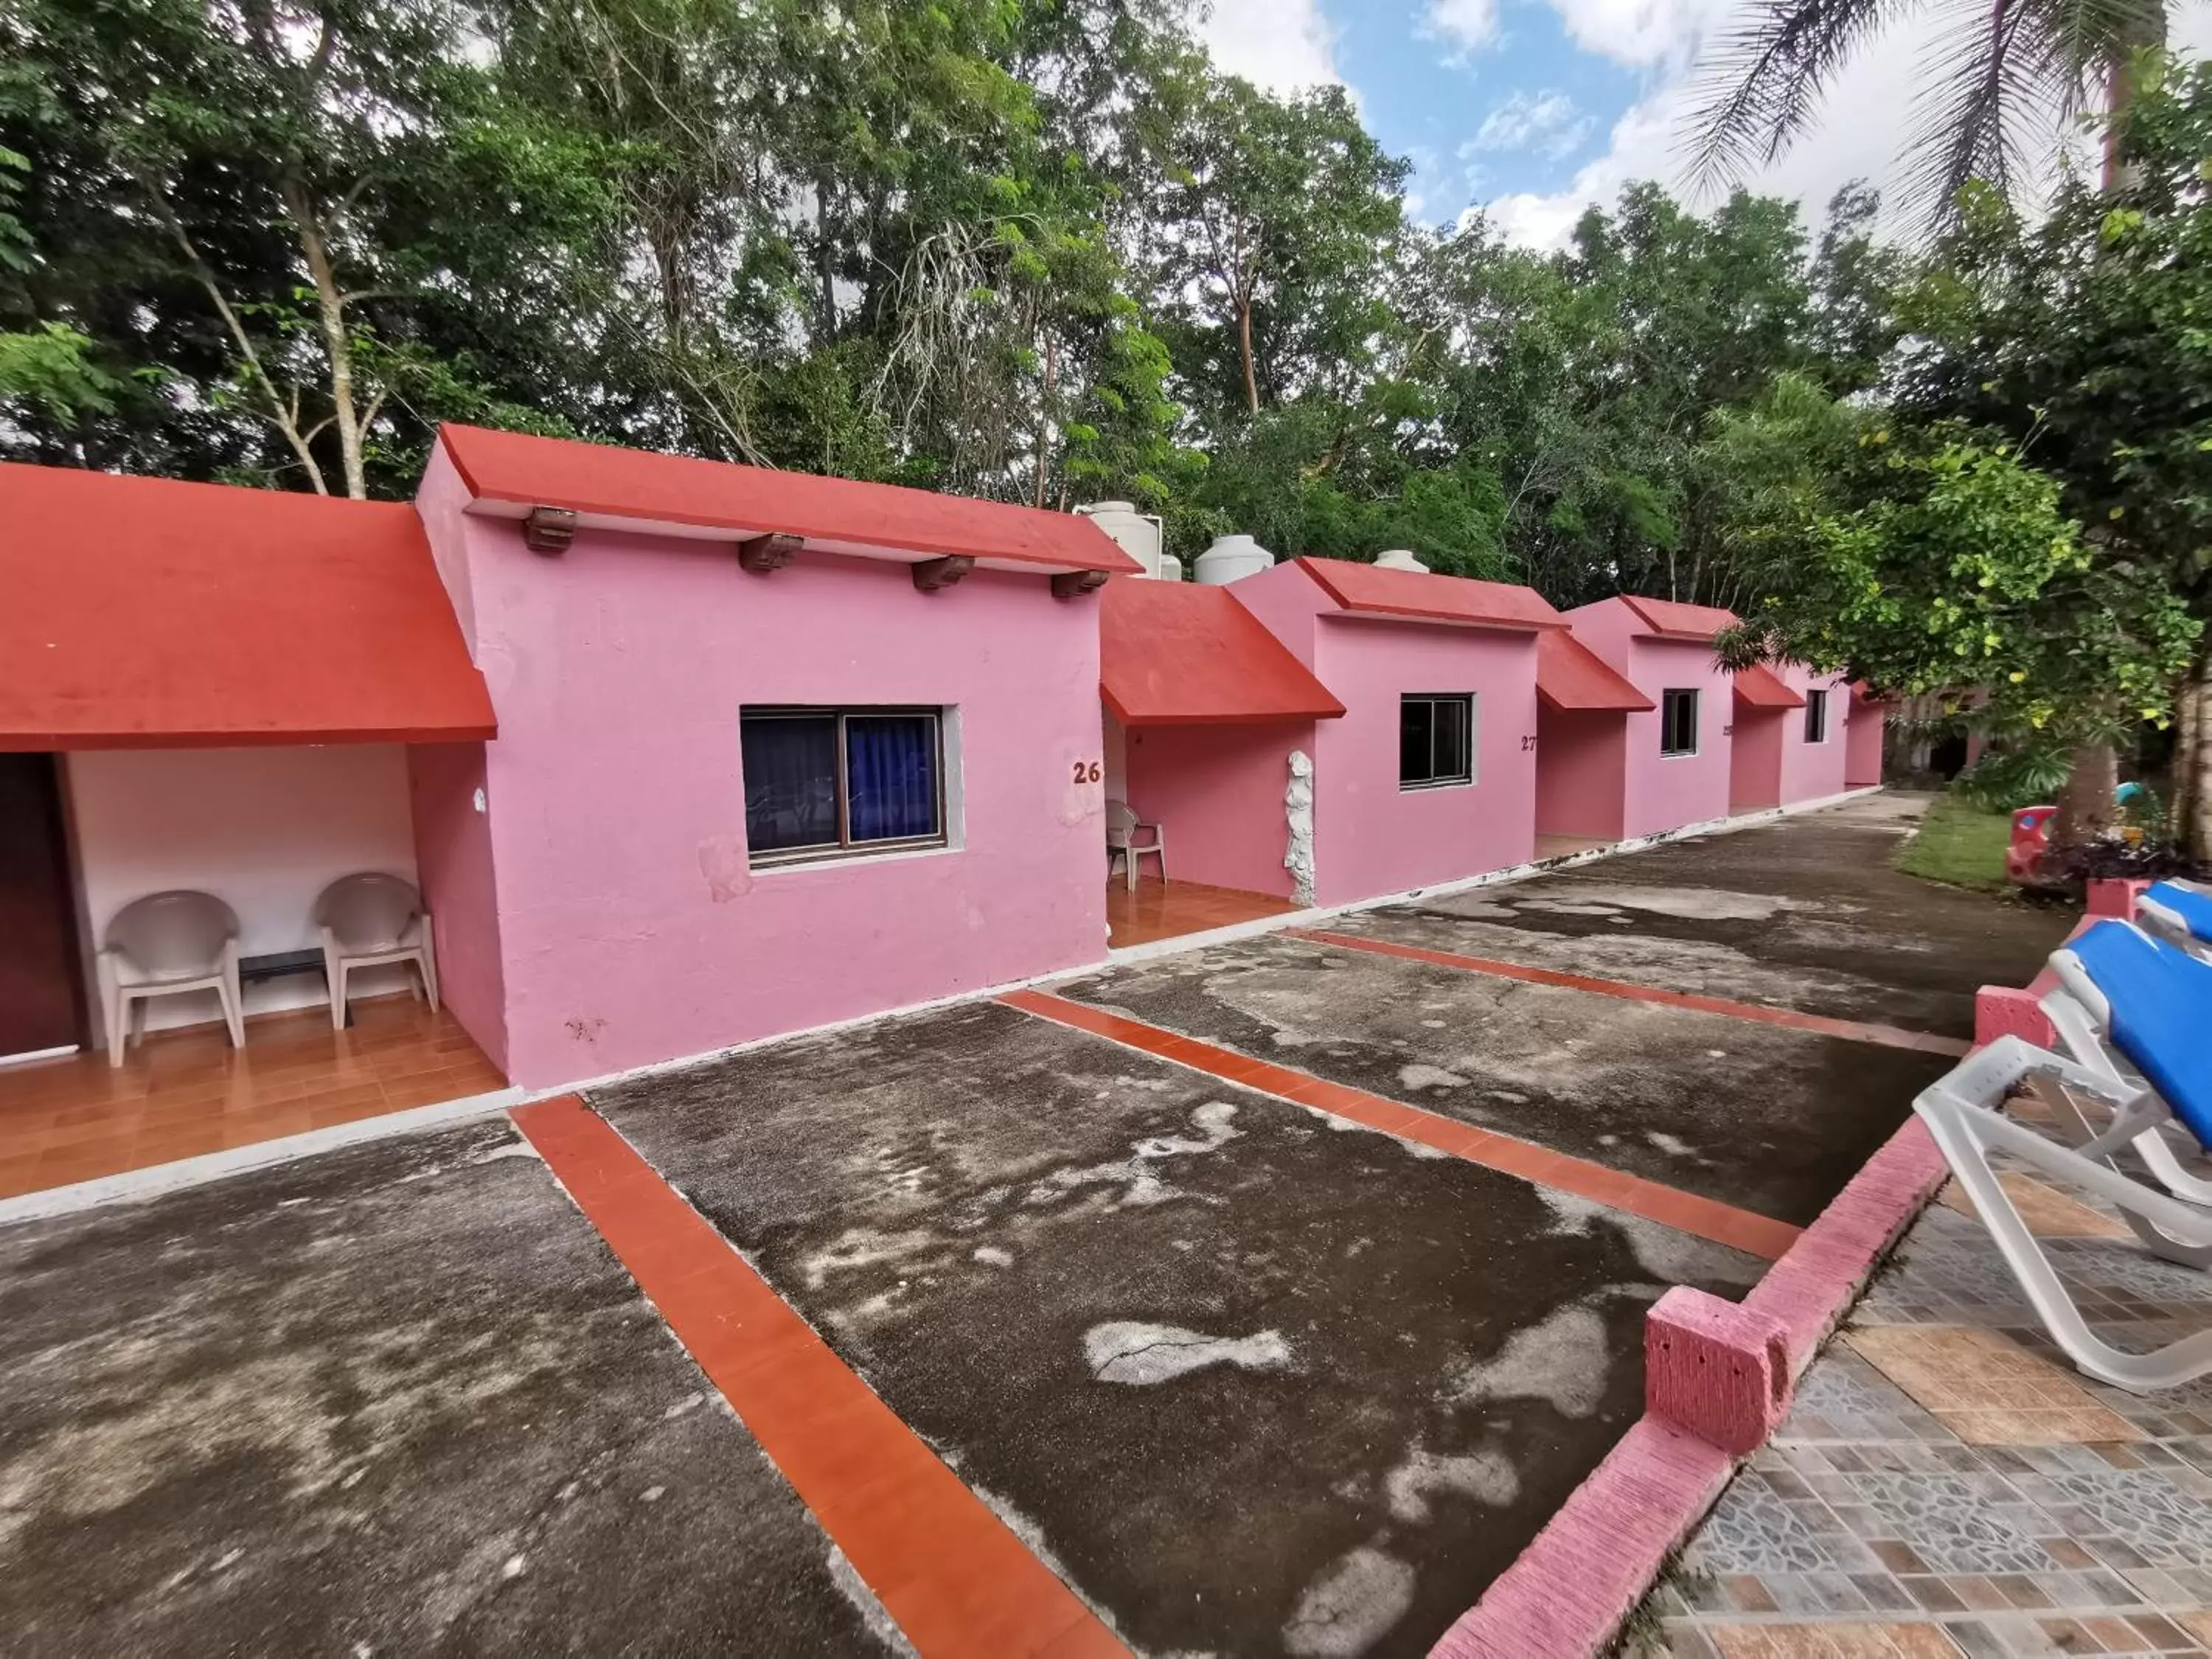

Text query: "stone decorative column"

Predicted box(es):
[1284, 750, 1315, 908]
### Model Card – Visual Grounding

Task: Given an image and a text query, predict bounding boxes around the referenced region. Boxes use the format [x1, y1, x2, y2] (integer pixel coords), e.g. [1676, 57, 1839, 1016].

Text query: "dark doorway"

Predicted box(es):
[1930, 731, 1969, 780]
[0, 754, 87, 1060]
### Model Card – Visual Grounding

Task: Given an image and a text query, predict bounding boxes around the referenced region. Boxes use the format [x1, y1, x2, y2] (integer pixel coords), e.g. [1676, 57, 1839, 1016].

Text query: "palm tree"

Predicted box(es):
[1683, 0, 2171, 223]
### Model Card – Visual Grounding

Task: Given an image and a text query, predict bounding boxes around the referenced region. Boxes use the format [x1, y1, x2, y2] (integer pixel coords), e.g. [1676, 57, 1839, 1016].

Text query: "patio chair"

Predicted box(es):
[2136, 880, 2212, 962]
[314, 873, 438, 1030]
[1914, 1032, 2212, 1391]
[2038, 919, 2212, 1217]
[1106, 801, 1166, 893]
[99, 890, 244, 1065]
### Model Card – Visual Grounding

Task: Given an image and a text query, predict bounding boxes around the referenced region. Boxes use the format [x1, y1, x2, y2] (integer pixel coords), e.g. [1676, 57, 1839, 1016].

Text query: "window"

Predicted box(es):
[1660, 689, 1700, 757]
[741, 707, 945, 866]
[1399, 694, 1475, 788]
[1804, 688, 1830, 744]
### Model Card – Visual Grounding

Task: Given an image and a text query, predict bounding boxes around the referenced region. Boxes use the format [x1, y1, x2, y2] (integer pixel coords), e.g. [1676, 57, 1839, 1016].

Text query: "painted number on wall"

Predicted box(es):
[1520, 734, 1538, 751]
[1722, 724, 1734, 737]
[1071, 760, 1103, 784]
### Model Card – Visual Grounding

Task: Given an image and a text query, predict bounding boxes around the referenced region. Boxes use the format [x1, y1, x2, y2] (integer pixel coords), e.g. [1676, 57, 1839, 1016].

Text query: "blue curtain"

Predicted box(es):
[845, 715, 939, 843]
[742, 714, 839, 852]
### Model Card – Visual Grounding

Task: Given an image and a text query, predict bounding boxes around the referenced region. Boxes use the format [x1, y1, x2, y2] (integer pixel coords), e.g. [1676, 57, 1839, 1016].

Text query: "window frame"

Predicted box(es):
[741, 704, 949, 870]
[1399, 692, 1478, 790]
[1803, 687, 1830, 745]
[1659, 688, 1700, 758]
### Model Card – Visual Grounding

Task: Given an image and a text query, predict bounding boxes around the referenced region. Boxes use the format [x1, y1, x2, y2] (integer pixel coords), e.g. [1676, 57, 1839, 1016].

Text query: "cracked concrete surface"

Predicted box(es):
[595, 999, 1763, 1658]
[0, 1121, 898, 1658]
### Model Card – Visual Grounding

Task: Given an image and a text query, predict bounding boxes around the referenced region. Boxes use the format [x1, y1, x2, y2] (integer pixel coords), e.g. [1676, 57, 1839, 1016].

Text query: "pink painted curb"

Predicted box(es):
[2086, 876, 2151, 919]
[1425, 1113, 1952, 1658]
[1646, 1287, 1792, 1455]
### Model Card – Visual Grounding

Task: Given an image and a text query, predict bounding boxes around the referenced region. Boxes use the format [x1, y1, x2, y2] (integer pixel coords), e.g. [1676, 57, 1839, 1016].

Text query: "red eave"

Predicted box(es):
[1621, 594, 1739, 644]
[1295, 557, 1565, 633]
[1100, 578, 1346, 726]
[0, 464, 495, 751]
[1537, 630, 1655, 713]
[1733, 664, 1806, 711]
[438, 424, 1140, 576]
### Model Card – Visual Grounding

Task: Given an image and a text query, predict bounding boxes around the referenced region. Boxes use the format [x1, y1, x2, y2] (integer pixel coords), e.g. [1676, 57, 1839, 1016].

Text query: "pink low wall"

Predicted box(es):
[1535, 708, 1627, 842]
[406, 740, 509, 1074]
[1122, 721, 1312, 898]
[1567, 601, 1735, 838]
[1231, 563, 1540, 908]
[414, 448, 1109, 1091]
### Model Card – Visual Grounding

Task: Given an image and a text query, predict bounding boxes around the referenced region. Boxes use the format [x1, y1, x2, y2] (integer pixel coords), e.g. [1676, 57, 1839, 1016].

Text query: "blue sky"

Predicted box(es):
[1195, 0, 2212, 246]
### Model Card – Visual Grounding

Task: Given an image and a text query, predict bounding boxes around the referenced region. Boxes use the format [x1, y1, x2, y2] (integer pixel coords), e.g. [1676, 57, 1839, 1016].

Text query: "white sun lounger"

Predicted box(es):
[1914, 1033, 2212, 1392]
[2136, 878, 2212, 964]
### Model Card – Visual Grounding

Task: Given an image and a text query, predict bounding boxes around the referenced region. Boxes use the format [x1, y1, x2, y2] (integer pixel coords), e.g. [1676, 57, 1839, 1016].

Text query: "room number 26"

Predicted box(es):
[1071, 759, 1103, 783]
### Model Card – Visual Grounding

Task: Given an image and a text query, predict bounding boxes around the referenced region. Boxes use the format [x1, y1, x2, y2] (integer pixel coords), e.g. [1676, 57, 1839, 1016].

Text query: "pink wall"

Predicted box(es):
[1845, 695, 1885, 786]
[415, 459, 1109, 1091]
[1233, 563, 1540, 908]
[1731, 709, 1787, 810]
[1568, 600, 1736, 838]
[1121, 722, 1313, 898]
[1778, 667, 1853, 804]
[1535, 709, 1627, 841]
[406, 741, 508, 1073]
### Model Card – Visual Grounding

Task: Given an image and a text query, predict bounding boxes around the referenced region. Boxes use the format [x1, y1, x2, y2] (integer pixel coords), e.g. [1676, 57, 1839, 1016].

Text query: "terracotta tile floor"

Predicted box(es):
[1537, 833, 1615, 860]
[0, 997, 507, 1199]
[1104, 876, 1298, 947]
[1843, 1327, 2144, 1447]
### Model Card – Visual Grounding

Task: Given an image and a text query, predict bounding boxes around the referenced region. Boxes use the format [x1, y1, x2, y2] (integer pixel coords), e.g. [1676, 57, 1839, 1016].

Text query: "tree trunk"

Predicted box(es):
[2051, 742, 2119, 849]
[1235, 291, 1259, 416]
[2182, 655, 2212, 865]
[282, 175, 366, 500]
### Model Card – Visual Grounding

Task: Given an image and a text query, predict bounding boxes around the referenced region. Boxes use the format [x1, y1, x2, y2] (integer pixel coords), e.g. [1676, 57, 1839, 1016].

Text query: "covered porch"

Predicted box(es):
[0, 466, 507, 1200]
[1099, 577, 1344, 948]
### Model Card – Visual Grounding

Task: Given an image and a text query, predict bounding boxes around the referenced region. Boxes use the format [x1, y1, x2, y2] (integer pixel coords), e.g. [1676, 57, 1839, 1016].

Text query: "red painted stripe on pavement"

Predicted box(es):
[512, 1095, 1127, 1659]
[998, 989, 1800, 1262]
[1290, 929, 1971, 1058]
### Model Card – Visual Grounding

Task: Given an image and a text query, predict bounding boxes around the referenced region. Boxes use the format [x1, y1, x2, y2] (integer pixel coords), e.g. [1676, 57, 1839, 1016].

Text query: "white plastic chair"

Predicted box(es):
[315, 873, 438, 1029]
[1106, 800, 1166, 892]
[99, 890, 244, 1065]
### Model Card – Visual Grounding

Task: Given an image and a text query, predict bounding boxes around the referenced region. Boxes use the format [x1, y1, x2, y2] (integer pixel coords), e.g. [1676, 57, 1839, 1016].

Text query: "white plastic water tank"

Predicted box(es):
[1374, 549, 1430, 572]
[1157, 553, 1184, 582]
[1194, 534, 1276, 586]
[1074, 501, 1164, 579]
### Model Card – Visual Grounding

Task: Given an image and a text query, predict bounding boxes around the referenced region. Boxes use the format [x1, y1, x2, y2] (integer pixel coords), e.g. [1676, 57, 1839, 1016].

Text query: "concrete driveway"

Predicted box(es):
[0, 796, 2067, 1658]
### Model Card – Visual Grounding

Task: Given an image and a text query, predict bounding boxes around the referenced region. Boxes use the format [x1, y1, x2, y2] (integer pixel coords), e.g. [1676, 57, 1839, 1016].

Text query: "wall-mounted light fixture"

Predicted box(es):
[523, 505, 578, 554]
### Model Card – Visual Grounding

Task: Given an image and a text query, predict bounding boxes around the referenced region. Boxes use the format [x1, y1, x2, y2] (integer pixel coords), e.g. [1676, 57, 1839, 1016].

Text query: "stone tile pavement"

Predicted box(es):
[1642, 1112, 2212, 1659]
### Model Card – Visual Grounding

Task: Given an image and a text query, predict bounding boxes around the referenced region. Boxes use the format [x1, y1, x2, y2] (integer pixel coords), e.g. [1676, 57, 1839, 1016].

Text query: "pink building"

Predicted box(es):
[1099, 577, 1343, 907]
[1844, 684, 1888, 787]
[414, 425, 1138, 1088]
[1563, 597, 1738, 838]
[1730, 661, 1854, 811]
[1533, 629, 1655, 848]
[1228, 557, 1560, 907]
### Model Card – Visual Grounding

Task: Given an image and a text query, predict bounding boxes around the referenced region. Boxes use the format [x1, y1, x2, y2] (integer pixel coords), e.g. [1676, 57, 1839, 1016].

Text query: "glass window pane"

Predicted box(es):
[1400, 698, 1435, 784]
[1436, 698, 1470, 782]
[742, 714, 840, 853]
[846, 714, 941, 843]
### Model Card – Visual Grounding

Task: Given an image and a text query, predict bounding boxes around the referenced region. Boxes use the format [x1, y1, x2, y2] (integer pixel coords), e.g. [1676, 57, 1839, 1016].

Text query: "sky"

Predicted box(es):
[1194, 0, 2212, 247]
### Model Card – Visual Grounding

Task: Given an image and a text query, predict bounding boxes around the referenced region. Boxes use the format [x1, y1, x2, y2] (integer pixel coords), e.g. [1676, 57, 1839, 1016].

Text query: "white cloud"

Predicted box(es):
[1478, 6, 2212, 248]
[1195, 0, 1343, 93]
[1472, 90, 1595, 159]
[1422, 0, 1504, 57]
[1543, 0, 1733, 67]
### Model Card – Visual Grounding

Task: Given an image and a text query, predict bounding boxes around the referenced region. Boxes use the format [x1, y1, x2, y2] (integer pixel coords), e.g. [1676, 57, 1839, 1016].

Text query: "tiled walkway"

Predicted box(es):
[1102, 875, 1297, 947]
[1647, 1108, 2212, 1658]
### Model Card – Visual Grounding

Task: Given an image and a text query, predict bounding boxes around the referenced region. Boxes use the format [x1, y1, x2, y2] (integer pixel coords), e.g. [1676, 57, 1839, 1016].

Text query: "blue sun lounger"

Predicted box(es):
[2137, 879, 2212, 962]
[1914, 921, 2212, 1391]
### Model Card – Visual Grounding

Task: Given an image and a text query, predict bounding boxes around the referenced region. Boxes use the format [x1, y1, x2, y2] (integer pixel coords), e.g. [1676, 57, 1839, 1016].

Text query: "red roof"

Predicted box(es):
[1100, 578, 1345, 726]
[1621, 595, 1739, 644]
[0, 464, 495, 750]
[1537, 630, 1655, 713]
[1733, 664, 1807, 710]
[438, 425, 1140, 576]
[1294, 557, 1565, 633]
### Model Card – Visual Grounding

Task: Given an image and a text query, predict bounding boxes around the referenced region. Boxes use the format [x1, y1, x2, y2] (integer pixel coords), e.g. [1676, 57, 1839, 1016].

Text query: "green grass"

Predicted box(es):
[1892, 793, 2014, 893]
